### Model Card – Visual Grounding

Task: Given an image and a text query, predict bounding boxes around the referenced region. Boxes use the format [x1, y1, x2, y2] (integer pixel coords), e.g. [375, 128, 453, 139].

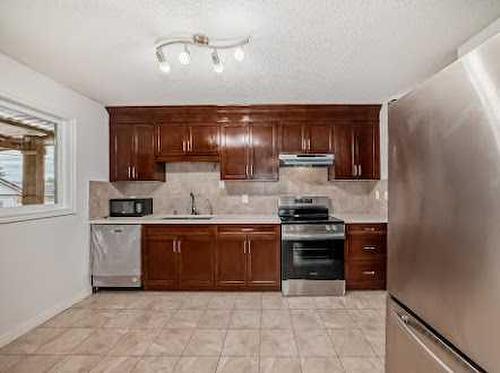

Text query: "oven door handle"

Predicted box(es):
[282, 233, 345, 241]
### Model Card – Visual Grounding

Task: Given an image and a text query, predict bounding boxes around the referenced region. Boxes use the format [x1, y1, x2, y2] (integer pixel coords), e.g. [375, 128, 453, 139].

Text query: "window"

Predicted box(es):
[0, 97, 75, 223]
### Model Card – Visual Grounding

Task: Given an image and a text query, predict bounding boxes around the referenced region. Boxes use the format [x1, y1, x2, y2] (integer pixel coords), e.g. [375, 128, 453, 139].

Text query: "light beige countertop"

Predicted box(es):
[89, 214, 281, 225]
[90, 213, 387, 225]
[335, 212, 388, 224]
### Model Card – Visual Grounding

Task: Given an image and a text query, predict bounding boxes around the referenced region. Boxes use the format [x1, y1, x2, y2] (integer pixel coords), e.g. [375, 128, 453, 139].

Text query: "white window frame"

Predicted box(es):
[0, 96, 76, 224]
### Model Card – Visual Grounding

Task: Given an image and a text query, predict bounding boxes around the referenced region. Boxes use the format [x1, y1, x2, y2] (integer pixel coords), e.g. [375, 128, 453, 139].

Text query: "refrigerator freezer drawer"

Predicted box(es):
[386, 298, 481, 373]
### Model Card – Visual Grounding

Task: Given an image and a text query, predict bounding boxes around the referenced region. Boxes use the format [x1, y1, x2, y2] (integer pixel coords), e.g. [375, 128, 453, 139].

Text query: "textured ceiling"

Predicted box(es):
[0, 0, 499, 105]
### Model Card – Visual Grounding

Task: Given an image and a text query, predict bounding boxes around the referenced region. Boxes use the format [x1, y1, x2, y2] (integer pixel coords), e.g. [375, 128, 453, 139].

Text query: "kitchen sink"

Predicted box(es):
[160, 216, 214, 220]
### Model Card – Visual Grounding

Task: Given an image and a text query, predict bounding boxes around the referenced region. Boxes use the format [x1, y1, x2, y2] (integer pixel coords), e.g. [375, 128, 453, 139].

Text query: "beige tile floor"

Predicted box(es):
[0, 291, 386, 373]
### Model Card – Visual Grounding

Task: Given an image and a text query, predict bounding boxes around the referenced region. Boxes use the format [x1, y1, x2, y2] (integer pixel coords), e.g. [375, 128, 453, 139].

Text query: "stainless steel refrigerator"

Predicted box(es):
[387, 34, 500, 373]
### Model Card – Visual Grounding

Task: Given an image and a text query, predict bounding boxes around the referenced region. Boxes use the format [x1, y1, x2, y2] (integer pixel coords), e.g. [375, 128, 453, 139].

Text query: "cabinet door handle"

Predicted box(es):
[308, 138, 311, 151]
[182, 140, 186, 152]
[251, 164, 254, 177]
[363, 227, 376, 232]
[362, 271, 376, 276]
[363, 246, 377, 251]
[352, 165, 357, 177]
[172, 241, 176, 253]
[358, 164, 362, 177]
[243, 240, 247, 254]
[245, 164, 249, 178]
[177, 240, 181, 253]
[248, 240, 252, 255]
[133, 166, 137, 179]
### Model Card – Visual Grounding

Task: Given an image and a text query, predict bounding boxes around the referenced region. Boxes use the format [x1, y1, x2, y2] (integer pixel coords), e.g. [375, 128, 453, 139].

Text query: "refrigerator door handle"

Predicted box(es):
[395, 310, 481, 373]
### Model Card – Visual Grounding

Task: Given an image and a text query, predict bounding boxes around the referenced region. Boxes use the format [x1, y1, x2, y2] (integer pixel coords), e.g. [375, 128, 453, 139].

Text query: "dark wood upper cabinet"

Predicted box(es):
[280, 123, 305, 153]
[280, 122, 332, 154]
[110, 123, 165, 182]
[307, 122, 333, 153]
[107, 105, 381, 183]
[189, 124, 219, 157]
[250, 123, 278, 180]
[329, 122, 380, 180]
[156, 123, 187, 158]
[220, 124, 249, 180]
[220, 122, 278, 181]
[156, 123, 219, 162]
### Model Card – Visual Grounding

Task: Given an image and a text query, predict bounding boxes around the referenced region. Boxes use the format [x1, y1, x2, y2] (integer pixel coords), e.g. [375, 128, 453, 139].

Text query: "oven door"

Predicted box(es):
[282, 238, 344, 280]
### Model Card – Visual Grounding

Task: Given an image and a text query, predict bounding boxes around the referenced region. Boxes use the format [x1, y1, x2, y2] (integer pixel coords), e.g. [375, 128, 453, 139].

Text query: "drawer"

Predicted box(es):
[144, 225, 215, 237]
[347, 223, 387, 234]
[348, 234, 386, 260]
[346, 260, 386, 290]
[217, 225, 279, 235]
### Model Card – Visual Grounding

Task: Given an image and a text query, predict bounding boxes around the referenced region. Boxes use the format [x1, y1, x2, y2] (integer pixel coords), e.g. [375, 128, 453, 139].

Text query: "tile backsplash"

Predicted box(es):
[89, 163, 387, 218]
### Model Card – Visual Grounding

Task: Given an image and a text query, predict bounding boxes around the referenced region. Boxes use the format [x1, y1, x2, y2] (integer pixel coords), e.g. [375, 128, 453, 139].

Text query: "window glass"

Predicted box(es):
[0, 104, 57, 208]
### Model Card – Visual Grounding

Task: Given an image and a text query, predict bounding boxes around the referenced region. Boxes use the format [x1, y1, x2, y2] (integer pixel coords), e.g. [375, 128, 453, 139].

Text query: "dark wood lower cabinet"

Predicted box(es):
[216, 225, 281, 290]
[345, 223, 387, 290]
[142, 225, 215, 290]
[142, 224, 280, 291]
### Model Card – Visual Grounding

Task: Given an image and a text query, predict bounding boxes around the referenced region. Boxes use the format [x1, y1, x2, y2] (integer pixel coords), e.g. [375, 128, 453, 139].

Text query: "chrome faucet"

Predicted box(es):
[189, 192, 199, 215]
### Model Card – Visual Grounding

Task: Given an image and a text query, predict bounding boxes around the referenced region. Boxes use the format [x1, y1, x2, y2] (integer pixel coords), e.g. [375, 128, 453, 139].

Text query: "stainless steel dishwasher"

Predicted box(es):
[90, 224, 141, 290]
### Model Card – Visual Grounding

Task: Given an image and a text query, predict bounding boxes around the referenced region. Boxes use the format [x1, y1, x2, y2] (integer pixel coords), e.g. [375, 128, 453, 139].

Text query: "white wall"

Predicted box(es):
[458, 17, 500, 57]
[0, 52, 108, 345]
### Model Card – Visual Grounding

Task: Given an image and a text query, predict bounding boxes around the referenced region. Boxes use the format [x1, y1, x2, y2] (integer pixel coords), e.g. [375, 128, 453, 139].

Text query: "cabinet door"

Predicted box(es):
[280, 122, 305, 153]
[216, 232, 247, 288]
[134, 124, 165, 181]
[330, 123, 355, 179]
[178, 231, 215, 289]
[156, 123, 188, 159]
[246, 231, 280, 289]
[188, 124, 219, 158]
[250, 123, 278, 181]
[110, 125, 135, 181]
[307, 123, 332, 153]
[355, 124, 379, 179]
[220, 124, 249, 180]
[142, 235, 178, 290]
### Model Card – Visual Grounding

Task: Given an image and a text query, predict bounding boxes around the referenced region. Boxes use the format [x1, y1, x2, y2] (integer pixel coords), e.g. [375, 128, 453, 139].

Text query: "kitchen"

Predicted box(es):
[0, 2, 499, 372]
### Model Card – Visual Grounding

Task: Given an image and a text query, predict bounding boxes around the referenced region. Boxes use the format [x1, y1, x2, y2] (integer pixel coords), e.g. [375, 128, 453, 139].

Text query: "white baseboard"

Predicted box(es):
[0, 287, 92, 348]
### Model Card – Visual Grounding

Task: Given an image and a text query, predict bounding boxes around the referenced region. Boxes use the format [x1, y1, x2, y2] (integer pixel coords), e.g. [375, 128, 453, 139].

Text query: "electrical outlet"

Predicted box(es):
[219, 180, 225, 189]
[242, 194, 249, 204]
[375, 190, 380, 200]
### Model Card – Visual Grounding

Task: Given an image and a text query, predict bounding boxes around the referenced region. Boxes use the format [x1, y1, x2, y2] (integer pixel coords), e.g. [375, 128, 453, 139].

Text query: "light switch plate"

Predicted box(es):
[242, 194, 249, 204]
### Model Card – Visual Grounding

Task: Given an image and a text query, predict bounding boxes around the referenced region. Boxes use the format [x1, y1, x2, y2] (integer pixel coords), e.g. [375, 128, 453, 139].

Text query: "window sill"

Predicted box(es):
[0, 207, 76, 224]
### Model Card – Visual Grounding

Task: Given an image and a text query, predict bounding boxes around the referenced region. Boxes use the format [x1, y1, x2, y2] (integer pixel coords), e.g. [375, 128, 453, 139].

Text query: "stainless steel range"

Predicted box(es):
[279, 196, 345, 296]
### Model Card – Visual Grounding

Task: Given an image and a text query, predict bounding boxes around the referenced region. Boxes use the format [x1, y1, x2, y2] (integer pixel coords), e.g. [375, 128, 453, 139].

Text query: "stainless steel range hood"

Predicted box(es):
[279, 153, 334, 167]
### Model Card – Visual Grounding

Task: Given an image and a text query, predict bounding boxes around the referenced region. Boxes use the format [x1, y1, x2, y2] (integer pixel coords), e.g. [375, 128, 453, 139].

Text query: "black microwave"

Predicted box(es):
[109, 198, 153, 217]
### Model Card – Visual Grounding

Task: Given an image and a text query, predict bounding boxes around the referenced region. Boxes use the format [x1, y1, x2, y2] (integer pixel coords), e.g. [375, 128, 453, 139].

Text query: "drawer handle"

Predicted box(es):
[363, 246, 377, 251]
[362, 270, 376, 276]
[363, 227, 376, 231]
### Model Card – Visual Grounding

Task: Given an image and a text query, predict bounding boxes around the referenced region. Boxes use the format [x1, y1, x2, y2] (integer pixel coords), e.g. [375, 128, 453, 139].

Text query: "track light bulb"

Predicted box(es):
[212, 49, 224, 73]
[159, 61, 171, 74]
[234, 46, 245, 62]
[178, 45, 191, 65]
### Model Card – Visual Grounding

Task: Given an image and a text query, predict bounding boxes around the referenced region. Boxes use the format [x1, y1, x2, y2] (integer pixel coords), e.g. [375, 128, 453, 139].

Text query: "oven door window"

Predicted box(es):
[283, 240, 344, 280]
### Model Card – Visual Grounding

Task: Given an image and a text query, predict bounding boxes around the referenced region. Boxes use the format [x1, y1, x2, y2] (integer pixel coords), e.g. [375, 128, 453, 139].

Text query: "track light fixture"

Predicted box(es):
[155, 33, 249, 74]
